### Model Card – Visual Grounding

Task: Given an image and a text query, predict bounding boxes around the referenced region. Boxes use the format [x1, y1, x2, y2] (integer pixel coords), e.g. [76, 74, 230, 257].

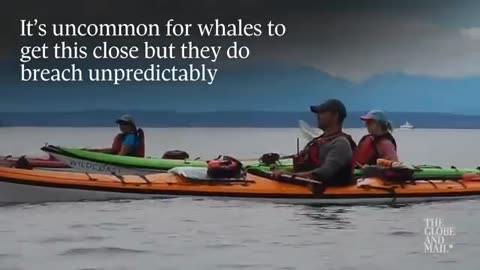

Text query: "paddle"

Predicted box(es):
[247, 167, 325, 194]
[298, 120, 321, 141]
[242, 123, 316, 167]
[247, 167, 321, 185]
[242, 121, 316, 165]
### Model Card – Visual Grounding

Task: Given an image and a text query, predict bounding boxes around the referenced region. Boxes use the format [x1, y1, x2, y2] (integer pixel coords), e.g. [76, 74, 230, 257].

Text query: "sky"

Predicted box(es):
[245, 0, 480, 81]
[1, 0, 480, 113]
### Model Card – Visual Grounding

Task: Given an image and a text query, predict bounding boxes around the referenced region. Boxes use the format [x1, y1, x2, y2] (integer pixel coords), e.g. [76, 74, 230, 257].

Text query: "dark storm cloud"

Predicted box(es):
[2, 0, 480, 80]
[2, 0, 470, 41]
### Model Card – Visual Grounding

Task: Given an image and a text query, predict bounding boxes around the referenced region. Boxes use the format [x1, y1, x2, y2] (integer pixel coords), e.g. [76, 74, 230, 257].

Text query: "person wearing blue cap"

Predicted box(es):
[274, 99, 357, 186]
[87, 114, 146, 157]
[354, 110, 398, 166]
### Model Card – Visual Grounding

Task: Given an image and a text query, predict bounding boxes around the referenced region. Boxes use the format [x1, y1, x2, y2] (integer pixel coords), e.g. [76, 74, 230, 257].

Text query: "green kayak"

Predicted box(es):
[251, 162, 480, 179]
[41, 145, 272, 175]
[41, 145, 480, 179]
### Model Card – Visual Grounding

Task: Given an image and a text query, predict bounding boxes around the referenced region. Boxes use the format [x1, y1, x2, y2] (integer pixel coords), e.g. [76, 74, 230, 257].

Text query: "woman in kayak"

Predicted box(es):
[88, 115, 145, 157]
[354, 110, 398, 166]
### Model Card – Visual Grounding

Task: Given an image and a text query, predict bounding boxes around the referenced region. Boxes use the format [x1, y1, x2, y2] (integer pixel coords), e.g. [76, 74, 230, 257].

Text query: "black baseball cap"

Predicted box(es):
[310, 99, 347, 121]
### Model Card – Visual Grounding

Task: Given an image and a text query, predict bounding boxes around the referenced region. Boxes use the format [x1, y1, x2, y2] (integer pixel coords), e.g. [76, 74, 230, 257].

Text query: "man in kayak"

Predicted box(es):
[354, 110, 398, 166]
[87, 115, 145, 157]
[275, 99, 357, 186]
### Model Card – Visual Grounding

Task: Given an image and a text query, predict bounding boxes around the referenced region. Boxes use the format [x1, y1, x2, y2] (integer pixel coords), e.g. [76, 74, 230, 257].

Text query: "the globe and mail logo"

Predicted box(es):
[424, 217, 456, 253]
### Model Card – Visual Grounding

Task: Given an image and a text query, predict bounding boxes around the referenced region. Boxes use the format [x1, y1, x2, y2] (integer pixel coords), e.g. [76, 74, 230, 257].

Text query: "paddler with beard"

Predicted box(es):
[274, 99, 357, 186]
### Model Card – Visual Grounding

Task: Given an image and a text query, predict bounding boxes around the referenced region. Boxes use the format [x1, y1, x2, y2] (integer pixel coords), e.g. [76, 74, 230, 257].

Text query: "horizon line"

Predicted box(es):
[0, 110, 477, 115]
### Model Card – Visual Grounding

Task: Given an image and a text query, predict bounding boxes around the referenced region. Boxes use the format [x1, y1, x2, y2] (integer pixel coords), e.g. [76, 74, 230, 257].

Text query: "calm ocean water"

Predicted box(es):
[1, 127, 480, 270]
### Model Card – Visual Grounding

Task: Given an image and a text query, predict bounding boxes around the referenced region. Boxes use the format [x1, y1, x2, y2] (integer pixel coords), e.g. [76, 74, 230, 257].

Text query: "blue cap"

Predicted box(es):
[360, 110, 388, 123]
[310, 99, 347, 121]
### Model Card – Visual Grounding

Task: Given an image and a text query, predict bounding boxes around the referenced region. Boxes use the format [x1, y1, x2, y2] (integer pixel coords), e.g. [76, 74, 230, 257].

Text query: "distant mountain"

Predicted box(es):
[347, 72, 480, 114]
[1, 110, 480, 128]
[2, 62, 480, 114]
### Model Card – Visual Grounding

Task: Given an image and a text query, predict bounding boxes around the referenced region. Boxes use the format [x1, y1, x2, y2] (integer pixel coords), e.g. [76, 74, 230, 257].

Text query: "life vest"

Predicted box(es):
[354, 133, 397, 166]
[293, 132, 357, 173]
[207, 156, 243, 178]
[111, 128, 145, 157]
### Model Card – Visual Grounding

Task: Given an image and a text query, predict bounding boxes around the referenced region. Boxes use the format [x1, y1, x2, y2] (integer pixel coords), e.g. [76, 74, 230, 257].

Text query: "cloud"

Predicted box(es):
[461, 27, 480, 40]
[249, 11, 480, 82]
[3, 0, 480, 82]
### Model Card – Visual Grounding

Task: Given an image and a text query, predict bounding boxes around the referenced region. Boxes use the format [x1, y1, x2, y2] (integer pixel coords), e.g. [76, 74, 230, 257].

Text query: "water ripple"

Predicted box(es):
[389, 231, 417, 237]
[108, 199, 134, 204]
[59, 247, 149, 256]
[283, 242, 318, 248]
[69, 224, 87, 229]
[298, 208, 353, 229]
[318, 241, 336, 245]
[437, 260, 457, 264]
[84, 236, 108, 241]
[95, 222, 129, 227]
[129, 226, 145, 232]
[181, 219, 197, 222]
[97, 208, 122, 213]
[205, 243, 246, 249]
[215, 264, 272, 269]
[39, 235, 107, 244]
[241, 238, 262, 244]
[38, 236, 76, 243]
[0, 253, 20, 258]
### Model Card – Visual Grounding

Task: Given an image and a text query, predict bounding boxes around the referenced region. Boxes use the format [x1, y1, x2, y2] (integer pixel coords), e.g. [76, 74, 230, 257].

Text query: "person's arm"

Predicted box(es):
[118, 145, 133, 155]
[309, 138, 353, 180]
[376, 140, 398, 162]
[117, 134, 135, 156]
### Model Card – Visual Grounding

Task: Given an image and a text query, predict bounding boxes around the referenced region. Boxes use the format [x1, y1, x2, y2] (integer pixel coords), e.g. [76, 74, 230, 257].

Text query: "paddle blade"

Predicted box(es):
[298, 120, 321, 140]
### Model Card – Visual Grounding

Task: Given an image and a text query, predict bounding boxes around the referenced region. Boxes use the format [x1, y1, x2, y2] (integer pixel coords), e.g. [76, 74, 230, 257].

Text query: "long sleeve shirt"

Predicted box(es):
[311, 136, 353, 185]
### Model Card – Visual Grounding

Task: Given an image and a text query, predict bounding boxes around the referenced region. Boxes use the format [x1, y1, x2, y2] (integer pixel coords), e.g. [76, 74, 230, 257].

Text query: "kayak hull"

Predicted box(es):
[0, 180, 174, 204]
[1, 167, 480, 205]
[0, 155, 67, 168]
[2, 179, 480, 205]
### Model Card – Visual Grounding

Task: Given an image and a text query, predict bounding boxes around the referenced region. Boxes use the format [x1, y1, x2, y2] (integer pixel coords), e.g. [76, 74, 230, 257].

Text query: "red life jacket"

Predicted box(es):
[293, 132, 357, 173]
[354, 133, 396, 166]
[111, 128, 145, 157]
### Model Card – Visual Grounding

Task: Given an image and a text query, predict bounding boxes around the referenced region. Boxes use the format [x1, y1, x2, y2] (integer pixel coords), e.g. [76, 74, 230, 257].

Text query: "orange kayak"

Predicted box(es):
[1, 166, 480, 205]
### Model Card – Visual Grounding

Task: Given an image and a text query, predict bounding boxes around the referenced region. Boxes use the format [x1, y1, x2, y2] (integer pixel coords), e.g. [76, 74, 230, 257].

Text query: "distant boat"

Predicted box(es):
[399, 121, 414, 129]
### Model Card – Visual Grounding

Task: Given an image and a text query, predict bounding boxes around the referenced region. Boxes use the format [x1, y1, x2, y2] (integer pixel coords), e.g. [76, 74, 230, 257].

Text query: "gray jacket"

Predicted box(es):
[311, 136, 354, 185]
